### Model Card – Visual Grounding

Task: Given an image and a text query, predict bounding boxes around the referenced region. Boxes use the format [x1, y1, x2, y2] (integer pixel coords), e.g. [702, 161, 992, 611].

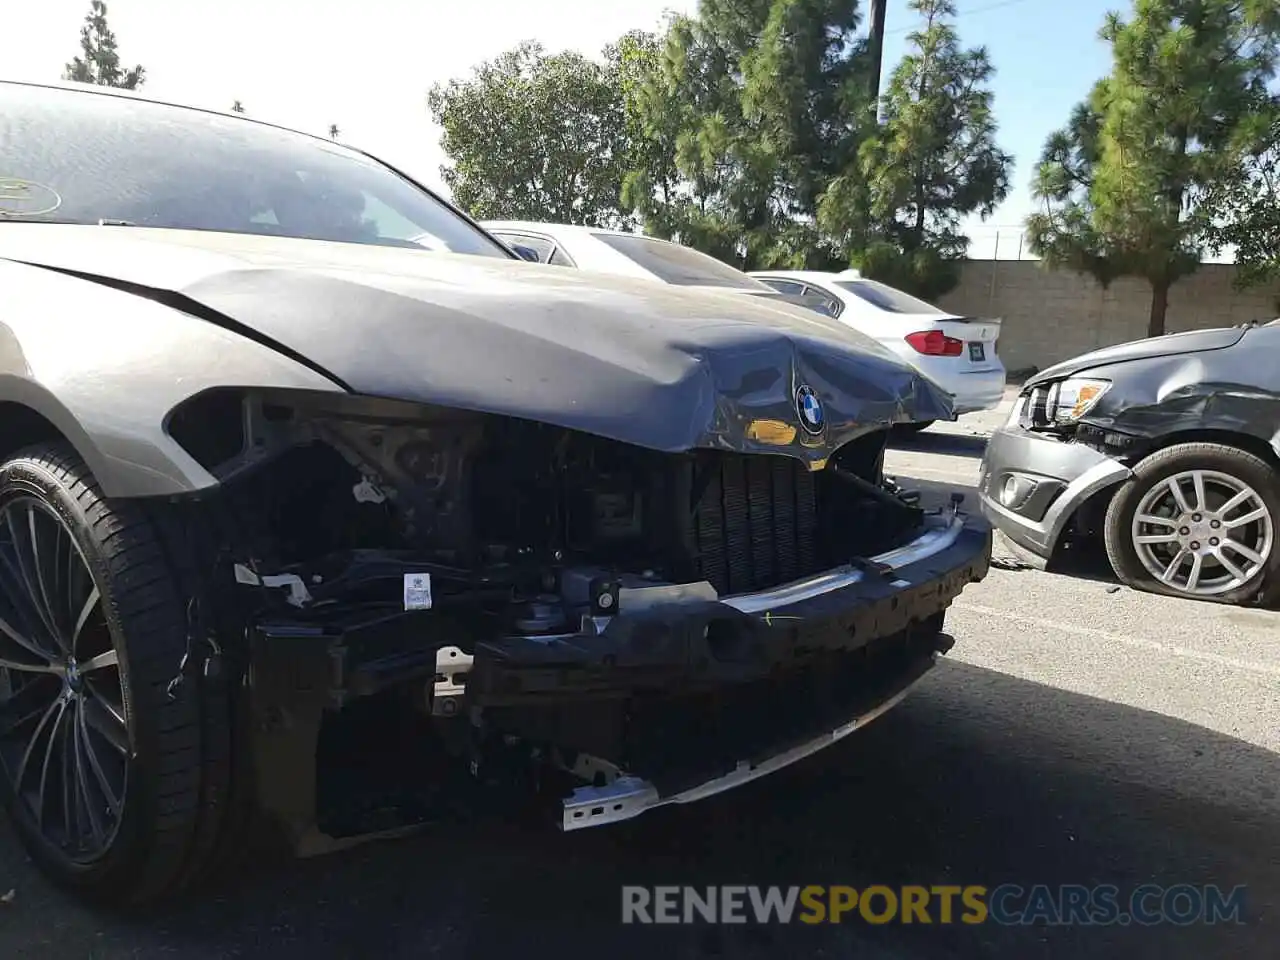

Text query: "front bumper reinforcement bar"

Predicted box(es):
[558, 505, 988, 830]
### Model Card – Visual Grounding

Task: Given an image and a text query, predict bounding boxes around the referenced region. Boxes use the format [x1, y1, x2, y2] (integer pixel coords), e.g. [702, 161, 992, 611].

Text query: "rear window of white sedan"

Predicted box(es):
[833, 279, 946, 315]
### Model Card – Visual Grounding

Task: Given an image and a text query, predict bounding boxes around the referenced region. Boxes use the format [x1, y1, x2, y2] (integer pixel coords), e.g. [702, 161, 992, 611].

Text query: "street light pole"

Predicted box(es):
[867, 0, 887, 123]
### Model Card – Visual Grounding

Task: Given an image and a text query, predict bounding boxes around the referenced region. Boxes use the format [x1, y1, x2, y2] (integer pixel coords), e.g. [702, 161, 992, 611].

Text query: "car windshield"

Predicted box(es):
[590, 232, 771, 290]
[832, 279, 946, 315]
[0, 83, 512, 258]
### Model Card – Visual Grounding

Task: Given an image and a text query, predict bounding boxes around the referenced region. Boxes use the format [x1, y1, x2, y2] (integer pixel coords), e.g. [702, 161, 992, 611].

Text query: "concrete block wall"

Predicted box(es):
[937, 260, 1280, 372]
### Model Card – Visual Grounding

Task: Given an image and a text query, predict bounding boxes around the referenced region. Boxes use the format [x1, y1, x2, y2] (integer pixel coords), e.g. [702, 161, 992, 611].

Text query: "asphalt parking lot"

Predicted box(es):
[1, 391, 1276, 959]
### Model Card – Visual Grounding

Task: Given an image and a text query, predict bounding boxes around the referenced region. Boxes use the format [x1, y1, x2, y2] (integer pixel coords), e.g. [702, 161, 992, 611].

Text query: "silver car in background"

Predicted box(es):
[481, 220, 834, 314]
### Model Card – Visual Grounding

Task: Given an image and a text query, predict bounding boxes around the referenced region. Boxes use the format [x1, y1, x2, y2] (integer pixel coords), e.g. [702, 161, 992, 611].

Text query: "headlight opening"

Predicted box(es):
[1049, 377, 1110, 423]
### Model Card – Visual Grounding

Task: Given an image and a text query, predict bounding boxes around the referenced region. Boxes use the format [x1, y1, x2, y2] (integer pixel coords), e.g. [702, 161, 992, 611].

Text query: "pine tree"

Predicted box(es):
[622, 0, 870, 269]
[818, 0, 1011, 299]
[1204, 111, 1280, 289]
[63, 0, 146, 90]
[1027, 0, 1280, 337]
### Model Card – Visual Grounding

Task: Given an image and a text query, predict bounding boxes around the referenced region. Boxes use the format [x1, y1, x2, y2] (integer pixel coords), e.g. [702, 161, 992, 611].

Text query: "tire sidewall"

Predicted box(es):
[1105, 444, 1280, 604]
[0, 456, 161, 894]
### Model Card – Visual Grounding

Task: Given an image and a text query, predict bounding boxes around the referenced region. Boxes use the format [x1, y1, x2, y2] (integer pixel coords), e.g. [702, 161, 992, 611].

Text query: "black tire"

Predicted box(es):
[0, 443, 249, 906]
[895, 420, 935, 435]
[1103, 441, 1280, 606]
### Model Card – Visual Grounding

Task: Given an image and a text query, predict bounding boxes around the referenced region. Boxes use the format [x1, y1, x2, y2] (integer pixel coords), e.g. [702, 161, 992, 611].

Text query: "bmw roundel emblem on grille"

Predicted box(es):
[795, 384, 825, 435]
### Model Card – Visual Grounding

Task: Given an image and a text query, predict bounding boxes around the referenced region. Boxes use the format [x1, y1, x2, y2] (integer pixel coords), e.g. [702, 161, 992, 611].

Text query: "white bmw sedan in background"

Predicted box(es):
[481, 221, 827, 313]
[750, 269, 1007, 429]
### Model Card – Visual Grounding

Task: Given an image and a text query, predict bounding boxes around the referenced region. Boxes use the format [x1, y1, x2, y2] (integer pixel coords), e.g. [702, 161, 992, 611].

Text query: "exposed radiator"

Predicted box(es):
[683, 453, 821, 595]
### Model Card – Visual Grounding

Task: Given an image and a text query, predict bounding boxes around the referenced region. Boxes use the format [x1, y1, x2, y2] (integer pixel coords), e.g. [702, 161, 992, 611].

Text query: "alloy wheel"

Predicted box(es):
[0, 495, 129, 863]
[1130, 469, 1275, 597]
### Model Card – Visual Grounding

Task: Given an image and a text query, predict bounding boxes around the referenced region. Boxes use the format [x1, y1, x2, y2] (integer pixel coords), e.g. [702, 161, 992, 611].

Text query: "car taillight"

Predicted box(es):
[904, 330, 964, 356]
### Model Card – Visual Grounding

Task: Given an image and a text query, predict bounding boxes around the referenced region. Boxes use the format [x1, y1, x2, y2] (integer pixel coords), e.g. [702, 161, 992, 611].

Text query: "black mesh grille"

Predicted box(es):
[685, 453, 821, 595]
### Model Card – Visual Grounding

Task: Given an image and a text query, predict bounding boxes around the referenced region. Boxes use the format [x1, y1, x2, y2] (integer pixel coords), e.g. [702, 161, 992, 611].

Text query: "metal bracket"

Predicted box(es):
[352, 476, 388, 504]
[848, 556, 896, 579]
[431, 645, 473, 716]
[566, 752, 623, 786]
[233, 563, 314, 607]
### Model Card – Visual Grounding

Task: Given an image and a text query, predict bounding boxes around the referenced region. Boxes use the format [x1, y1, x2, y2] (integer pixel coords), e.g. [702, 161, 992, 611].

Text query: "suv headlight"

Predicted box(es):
[1047, 377, 1110, 423]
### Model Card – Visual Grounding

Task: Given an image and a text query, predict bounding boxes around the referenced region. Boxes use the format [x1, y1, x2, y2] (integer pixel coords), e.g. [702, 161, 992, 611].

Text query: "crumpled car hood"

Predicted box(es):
[0, 226, 955, 461]
[1028, 326, 1249, 386]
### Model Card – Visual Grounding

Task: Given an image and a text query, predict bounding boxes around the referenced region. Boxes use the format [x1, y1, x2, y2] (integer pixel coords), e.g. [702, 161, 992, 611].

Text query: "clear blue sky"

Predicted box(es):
[6, 0, 1122, 259]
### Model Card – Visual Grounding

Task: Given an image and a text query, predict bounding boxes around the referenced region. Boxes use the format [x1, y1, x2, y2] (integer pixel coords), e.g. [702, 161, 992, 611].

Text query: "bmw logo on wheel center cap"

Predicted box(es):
[795, 384, 825, 435]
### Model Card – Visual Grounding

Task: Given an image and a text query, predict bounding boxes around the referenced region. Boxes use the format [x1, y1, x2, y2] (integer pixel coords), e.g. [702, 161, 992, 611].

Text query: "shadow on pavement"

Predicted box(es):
[2, 664, 1275, 959]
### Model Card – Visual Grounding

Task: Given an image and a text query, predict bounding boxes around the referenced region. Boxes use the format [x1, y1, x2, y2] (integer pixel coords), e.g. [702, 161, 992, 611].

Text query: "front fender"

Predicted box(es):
[1071, 328, 1280, 458]
[0, 257, 346, 498]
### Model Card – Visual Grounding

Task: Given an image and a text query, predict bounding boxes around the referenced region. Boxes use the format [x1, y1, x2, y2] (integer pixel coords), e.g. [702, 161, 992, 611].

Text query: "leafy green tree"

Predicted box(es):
[1203, 111, 1280, 289]
[741, 0, 871, 232]
[618, 16, 747, 260]
[428, 41, 632, 226]
[819, 0, 1011, 300]
[1027, 0, 1280, 338]
[614, 28, 685, 238]
[622, 0, 870, 269]
[63, 0, 145, 90]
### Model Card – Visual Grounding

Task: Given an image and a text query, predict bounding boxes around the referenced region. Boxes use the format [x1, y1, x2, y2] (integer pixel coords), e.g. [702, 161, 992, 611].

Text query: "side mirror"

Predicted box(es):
[511, 243, 541, 263]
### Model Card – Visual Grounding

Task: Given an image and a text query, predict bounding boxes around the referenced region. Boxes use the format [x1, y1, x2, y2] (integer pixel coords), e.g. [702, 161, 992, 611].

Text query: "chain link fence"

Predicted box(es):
[964, 225, 1036, 261]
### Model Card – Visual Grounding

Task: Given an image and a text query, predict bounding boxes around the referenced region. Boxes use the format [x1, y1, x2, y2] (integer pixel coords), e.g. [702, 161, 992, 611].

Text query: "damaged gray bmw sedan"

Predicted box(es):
[0, 80, 990, 906]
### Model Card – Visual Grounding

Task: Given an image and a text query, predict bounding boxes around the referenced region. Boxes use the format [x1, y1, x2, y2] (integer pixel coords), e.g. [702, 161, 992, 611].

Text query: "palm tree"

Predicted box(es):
[328, 123, 340, 140]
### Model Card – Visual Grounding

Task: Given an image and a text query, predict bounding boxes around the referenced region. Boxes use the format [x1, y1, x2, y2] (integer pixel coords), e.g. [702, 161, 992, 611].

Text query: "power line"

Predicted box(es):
[884, 0, 1041, 36]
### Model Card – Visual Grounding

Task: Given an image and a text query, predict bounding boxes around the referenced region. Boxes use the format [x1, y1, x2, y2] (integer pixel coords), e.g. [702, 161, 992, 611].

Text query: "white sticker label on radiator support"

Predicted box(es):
[403, 573, 433, 610]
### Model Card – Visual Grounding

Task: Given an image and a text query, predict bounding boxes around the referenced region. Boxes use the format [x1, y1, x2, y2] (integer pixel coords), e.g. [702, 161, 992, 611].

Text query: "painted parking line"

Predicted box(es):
[954, 600, 1280, 679]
